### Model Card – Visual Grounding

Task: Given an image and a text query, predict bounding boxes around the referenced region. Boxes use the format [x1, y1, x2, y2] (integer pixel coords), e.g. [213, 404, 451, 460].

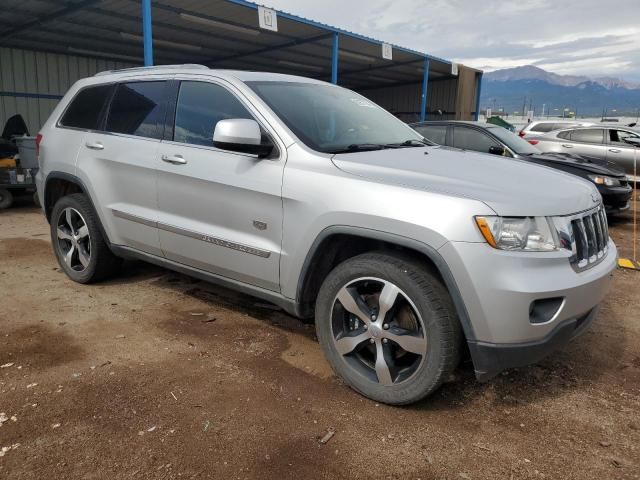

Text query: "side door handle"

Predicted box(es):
[161, 154, 187, 165]
[608, 148, 621, 153]
[561, 144, 573, 148]
[85, 142, 104, 151]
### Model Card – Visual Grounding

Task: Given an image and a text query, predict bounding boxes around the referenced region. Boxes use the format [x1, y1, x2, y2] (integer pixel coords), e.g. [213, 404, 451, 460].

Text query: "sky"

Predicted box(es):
[262, 0, 640, 82]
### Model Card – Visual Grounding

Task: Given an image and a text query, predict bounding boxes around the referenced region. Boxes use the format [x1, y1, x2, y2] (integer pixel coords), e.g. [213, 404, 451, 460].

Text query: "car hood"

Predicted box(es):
[524, 152, 626, 176]
[332, 146, 599, 217]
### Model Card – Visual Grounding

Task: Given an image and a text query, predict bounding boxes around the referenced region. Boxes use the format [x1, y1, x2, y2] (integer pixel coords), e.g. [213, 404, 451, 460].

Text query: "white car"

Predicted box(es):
[519, 120, 595, 138]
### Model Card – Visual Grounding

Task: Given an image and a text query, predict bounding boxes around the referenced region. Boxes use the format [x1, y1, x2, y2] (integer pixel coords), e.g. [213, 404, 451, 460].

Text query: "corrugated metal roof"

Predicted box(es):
[0, 0, 478, 90]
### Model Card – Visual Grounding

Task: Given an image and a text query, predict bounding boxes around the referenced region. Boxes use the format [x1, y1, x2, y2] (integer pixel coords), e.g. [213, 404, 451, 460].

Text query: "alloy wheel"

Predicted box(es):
[330, 277, 427, 386]
[56, 207, 91, 272]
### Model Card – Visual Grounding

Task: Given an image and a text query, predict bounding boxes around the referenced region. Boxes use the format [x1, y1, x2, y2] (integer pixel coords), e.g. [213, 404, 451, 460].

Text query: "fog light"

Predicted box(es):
[529, 297, 564, 324]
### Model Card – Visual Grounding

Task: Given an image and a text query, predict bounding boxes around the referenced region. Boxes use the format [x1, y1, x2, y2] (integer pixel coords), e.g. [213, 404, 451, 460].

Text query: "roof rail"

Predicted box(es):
[95, 64, 209, 77]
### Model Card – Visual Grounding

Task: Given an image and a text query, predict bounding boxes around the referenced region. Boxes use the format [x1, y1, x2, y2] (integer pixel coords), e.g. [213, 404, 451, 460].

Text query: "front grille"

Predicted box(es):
[569, 206, 609, 270]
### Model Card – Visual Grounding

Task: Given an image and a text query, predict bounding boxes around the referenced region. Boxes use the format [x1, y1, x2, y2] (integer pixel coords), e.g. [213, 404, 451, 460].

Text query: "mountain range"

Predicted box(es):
[480, 66, 640, 116]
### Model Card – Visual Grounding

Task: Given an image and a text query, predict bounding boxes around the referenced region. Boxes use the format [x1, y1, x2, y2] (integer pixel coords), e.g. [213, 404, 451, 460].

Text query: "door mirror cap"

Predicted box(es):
[488, 145, 505, 156]
[213, 119, 274, 158]
[623, 137, 640, 147]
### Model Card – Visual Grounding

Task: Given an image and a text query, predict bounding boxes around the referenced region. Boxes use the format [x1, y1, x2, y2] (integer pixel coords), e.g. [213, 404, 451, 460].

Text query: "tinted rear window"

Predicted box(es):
[414, 125, 447, 145]
[570, 128, 604, 144]
[59, 84, 113, 130]
[530, 123, 556, 133]
[106, 81, 166, 139]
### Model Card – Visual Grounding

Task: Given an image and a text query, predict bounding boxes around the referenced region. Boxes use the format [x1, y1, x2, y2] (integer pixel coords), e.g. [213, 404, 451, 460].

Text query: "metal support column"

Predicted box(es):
[474, 72, 483, 120]
[419, 57, 430, 122]
[331, 32, 339, 84]
[142, 0, 154, 66]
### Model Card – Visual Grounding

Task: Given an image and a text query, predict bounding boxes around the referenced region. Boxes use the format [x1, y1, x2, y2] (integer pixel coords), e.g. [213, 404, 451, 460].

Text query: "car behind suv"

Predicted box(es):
[36, 66, 617, 405]
[411, 120, 632, 214]
[530, 126, 640, 181]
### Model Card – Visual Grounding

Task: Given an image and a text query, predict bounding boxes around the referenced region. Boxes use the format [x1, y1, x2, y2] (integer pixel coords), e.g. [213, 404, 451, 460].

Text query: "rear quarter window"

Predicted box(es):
[414, 125, 447, 145]
[59, 84, 113, 130]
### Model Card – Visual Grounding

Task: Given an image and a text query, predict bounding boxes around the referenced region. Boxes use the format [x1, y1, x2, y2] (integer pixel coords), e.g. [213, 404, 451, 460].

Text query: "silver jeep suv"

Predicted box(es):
[35, 65, 616, 405]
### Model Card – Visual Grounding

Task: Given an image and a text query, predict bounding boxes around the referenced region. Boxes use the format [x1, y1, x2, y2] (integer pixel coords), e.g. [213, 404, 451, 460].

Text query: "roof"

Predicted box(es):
[91, 64, 330, 84]
[0, 0, 478, 91]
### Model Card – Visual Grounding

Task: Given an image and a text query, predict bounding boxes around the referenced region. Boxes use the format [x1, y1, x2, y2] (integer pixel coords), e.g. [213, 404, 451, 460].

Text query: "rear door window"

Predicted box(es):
[569, 128, 604, 144]
[173, 81, 253, 147]
[59, 84, 113, 130]
[106, 81, 167, 139]
[452, 126, 499, 153]
[413, 125, 447, 145]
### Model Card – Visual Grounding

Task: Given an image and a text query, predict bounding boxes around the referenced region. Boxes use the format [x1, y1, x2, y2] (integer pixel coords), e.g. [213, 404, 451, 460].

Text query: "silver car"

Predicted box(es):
[35, 66, 616, 405]
[531, 126, 640, 181]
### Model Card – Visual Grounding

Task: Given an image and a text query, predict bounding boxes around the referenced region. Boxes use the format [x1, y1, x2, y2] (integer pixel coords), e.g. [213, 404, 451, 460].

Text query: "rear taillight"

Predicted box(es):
[518, 130, 525, 137]
[528, 140, 539, 145]
[35, 133, 43, 158]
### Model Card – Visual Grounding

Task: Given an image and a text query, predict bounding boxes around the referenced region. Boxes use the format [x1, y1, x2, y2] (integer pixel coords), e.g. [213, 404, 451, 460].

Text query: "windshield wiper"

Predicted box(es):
[328, 143, 396, 154]
[385, 139, 431, 147]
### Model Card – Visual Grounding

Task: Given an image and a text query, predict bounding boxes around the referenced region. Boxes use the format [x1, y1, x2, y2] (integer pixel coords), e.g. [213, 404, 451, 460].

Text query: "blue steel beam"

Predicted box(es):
[0, 0, 103, 44]
[331, 33, 339, 84]
[141, 0, 153, 66]
[474, 72, 483, 120]
[420, 58, 430, 121]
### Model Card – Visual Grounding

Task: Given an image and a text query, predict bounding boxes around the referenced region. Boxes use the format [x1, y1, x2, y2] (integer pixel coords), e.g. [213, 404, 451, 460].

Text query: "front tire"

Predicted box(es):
[50, 193, 120, 283]
[315, 252, 461, 405]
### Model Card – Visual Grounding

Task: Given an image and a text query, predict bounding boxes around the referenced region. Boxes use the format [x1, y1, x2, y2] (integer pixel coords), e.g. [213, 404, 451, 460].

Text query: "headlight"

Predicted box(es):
[475, 216, 558, 251]
[588, 175, 620, 187]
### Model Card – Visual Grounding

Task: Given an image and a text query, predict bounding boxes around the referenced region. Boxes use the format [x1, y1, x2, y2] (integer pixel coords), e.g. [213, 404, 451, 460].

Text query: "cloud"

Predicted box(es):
[262, 0, 640, 81]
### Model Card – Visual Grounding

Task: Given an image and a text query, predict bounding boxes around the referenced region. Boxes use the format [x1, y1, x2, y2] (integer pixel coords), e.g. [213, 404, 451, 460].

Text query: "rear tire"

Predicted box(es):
[315, 252, 461, 405]
[50, 193, 120, 283]
[0, 188, 13, 209]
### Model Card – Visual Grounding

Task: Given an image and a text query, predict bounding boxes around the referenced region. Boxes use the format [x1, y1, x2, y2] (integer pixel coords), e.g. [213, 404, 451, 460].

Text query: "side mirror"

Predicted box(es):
[623, 137, 640, 147]
[488, 145, 505, 156]
[213, 119, 274, 158]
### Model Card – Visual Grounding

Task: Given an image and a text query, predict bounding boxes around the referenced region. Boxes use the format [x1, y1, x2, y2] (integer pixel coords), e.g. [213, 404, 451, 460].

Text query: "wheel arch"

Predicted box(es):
[44, 171, 112, 246]
[294, 226, 477, 342]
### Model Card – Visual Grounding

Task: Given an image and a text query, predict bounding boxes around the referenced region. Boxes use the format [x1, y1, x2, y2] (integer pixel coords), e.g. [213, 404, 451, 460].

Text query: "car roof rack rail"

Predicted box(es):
[94, 64, 209, 77]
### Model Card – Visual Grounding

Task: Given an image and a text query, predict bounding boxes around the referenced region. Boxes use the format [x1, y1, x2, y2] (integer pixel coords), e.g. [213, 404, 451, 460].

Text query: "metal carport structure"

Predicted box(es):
[0, 0, 483, 133]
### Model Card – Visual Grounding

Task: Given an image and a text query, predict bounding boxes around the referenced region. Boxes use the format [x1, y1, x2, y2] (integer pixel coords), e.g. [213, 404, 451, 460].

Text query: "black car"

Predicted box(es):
[411, 120, 632, 214]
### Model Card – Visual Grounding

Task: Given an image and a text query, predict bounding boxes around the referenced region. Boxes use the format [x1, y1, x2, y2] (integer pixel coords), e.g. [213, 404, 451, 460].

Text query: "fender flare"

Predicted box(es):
[43, 171, 112, 246]
[295, 225, 477, 342]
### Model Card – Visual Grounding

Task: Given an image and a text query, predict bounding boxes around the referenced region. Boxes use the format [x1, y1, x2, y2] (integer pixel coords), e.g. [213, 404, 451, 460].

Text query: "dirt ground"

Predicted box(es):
[1, 195, 639, 480]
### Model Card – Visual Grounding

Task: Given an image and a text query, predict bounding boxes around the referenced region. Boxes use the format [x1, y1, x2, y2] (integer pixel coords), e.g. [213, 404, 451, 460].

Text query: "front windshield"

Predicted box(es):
[246, 81, 425, 154]
[487, 126, 540, 155]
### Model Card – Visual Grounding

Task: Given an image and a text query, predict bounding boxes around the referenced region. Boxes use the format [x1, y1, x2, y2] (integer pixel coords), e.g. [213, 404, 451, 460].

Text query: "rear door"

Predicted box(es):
[78, 80, 170, 256]
[155, 79, 285, 291]
[606, 128, 640, 179]
[559, 128, 608, 160]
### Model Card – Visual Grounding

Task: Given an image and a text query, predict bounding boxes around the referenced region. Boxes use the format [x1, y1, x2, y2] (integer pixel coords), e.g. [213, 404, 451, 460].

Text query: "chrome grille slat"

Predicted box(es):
[567, 205, 608, 271]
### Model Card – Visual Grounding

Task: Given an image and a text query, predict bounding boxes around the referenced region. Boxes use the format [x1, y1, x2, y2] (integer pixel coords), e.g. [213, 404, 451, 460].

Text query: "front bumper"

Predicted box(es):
[439, 239, 617, 379]
[599, 184, 632, 214]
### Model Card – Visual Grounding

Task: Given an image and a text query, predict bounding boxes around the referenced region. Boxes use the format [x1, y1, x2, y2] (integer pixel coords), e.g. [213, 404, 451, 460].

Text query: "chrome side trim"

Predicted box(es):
[111, 209, 271, 258]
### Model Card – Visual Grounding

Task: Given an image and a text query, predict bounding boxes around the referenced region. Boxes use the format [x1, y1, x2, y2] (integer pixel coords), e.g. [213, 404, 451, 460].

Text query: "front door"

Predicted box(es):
[156, 79, 284, 291]
[606, 128, 640, 180]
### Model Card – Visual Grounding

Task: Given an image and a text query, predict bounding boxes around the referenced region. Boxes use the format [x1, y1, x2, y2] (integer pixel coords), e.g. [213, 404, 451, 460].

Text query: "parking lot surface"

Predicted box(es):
[1, 198, 639, 479]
